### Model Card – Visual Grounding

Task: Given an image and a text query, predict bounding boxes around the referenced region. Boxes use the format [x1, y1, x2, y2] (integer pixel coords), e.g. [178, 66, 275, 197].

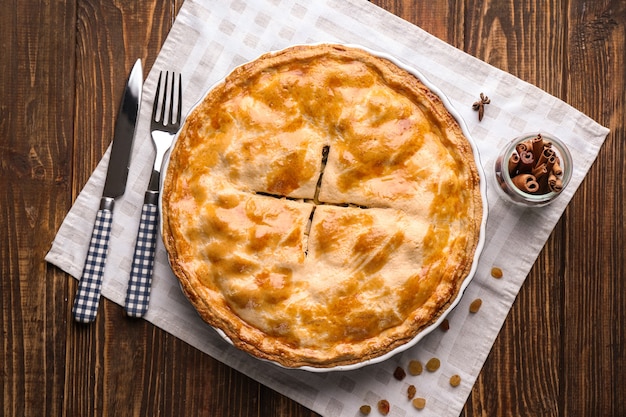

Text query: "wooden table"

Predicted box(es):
[3, 1, 625, 416]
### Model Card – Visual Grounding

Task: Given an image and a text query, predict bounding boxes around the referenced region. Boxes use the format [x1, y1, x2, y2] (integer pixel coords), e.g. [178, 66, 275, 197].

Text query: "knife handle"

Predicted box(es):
[124, 194, 159, 317]
[72, 201, 114, 323]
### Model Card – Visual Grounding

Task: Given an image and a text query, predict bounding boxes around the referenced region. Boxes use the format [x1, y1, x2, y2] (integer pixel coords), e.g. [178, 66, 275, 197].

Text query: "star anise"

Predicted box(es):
[472, 93, 490, 121]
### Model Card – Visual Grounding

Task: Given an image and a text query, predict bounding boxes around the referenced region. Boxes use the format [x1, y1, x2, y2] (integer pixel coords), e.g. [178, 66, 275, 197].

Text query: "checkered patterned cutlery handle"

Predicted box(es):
[72, 207, 113, 323]
[124, 201, 158, 317]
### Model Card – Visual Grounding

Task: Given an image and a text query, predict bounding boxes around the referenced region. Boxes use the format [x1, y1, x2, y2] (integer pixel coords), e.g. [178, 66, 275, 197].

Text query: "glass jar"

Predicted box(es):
[494, 132, 573, 207]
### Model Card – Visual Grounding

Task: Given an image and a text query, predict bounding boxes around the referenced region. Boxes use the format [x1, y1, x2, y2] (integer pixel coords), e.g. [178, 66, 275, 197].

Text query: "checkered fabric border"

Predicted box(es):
[125, 203, 159, 317]
[72, 208, 113, 323]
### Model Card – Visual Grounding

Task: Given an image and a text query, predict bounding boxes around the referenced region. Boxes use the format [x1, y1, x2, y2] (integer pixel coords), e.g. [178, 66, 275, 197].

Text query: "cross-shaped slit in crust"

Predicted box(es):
[253, 144, 369, 257]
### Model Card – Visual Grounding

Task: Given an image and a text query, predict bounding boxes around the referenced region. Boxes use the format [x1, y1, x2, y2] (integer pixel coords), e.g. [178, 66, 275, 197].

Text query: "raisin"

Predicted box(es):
[426, 357, 440, 372]
[469, 298, 482, 313]
[439, 318, 450, 331]
[377, 399, 390, 415]
[393, 366, 406, 380]
[408, 360, 423, 376]
[491, 266, 503, 278]
[412, 397, 426, 410]
[359, 405, 371, 415]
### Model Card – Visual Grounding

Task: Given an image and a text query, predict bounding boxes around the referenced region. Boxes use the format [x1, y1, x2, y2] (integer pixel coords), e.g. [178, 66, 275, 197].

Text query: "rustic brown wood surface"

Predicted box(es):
[2, 1, 624, 416]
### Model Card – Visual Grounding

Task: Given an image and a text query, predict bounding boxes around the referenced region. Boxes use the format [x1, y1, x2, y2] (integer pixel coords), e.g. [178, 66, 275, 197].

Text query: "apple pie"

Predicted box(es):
[161, 44, 484, 368]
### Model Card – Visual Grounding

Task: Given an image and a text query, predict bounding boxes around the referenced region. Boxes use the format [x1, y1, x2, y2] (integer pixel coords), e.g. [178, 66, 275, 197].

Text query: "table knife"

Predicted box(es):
[72, 59, 143, 323]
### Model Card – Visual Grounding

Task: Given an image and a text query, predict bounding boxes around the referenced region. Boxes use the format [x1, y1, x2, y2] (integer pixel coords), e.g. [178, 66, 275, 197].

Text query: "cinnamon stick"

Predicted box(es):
[546, 155, 557, 172]
[512, 174, 539, 193]
[549, 177, 563, 193]
[508, 153, 520, 176]
[518, 151, 534, 173]
[515, 142, 528, 155]
[537, 147, 555, 167]
[531, 135, 544, 161]
[532, 163, 548, 179]
[548, 173, 557, 188]
[552, 159, 563, 176]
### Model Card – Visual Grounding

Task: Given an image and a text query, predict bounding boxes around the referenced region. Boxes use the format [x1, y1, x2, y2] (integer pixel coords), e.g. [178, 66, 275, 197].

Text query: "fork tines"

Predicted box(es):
[152, 71, 182, 130]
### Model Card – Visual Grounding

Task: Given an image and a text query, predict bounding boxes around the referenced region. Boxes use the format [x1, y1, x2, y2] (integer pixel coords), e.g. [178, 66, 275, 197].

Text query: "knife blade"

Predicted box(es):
[72, 59, 143, 323]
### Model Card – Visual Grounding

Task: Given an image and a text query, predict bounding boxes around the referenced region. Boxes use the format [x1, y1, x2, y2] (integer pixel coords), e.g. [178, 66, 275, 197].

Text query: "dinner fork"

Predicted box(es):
[124, 71, 182, 318]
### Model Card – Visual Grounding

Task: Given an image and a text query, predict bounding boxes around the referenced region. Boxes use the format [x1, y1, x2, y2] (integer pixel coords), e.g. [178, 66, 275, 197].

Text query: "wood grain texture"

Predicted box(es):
[562, 1, 626, 415]
[1, 1, 76, 417]
[1, 1, 625, 416]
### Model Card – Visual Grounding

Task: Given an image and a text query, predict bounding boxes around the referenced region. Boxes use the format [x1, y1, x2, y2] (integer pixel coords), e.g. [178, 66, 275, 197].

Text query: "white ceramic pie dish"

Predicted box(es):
[159, 43, 488, 372]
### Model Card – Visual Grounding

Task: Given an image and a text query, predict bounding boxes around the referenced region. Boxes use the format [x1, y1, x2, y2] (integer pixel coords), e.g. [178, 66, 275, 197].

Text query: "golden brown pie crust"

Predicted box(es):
[161, 44, 483, 368]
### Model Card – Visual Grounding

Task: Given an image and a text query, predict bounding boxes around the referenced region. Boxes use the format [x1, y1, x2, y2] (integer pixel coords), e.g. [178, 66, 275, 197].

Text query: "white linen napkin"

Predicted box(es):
[46, 0, 610, 416]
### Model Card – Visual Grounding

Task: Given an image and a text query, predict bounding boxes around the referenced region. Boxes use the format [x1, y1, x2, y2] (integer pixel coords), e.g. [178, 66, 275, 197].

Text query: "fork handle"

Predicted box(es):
[124, 195, 159, 317]
[73, 201, 114, 323]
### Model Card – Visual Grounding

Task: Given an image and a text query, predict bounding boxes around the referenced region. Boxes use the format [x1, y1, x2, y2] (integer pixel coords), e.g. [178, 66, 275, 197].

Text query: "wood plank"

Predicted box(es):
[463, 0, 566, 95]
[0, 1, 76, 417]
[563, 1, 626, 415]
[371, 0, 465, 48]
